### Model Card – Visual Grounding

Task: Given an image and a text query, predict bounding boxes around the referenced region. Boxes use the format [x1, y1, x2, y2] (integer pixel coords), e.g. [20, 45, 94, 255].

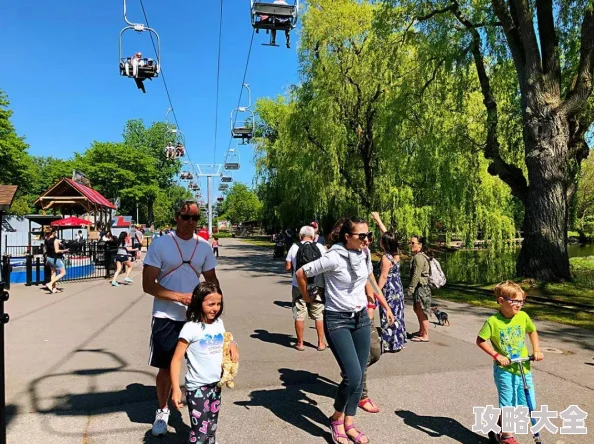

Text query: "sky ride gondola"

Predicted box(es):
[218, 183, 229, 191]
[220, 170, 233, 183]
[230, 84, 255, 144]
[251, 0, 298, 48]
[217, 196, 224, 202]
[119, 0, 160, 93]
[224, 149, 240, 170]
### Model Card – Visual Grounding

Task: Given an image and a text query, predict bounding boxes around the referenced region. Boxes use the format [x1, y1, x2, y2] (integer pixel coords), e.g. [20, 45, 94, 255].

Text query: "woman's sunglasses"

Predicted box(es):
[179, 214, 200, 221]
[350, 232, 373, 241]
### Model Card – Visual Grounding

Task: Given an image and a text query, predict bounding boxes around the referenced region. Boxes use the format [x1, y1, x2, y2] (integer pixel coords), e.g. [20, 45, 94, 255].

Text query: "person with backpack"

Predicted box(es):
[407, 236, 432, 343]
[285, 225, 327, 351]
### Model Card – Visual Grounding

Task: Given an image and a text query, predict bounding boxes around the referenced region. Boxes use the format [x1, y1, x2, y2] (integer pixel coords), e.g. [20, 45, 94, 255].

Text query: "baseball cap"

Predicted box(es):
[310, 221, 318, 229]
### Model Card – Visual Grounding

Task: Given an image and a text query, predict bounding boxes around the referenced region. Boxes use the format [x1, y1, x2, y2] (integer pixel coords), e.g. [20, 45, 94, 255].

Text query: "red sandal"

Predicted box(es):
[358, 398, 380, 413]
[345, 424, 370, 443]
[329, 416, 348, 444]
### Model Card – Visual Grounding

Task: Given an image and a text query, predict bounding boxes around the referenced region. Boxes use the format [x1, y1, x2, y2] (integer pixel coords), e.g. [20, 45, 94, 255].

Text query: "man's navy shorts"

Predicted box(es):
[148, 317, 185, 369]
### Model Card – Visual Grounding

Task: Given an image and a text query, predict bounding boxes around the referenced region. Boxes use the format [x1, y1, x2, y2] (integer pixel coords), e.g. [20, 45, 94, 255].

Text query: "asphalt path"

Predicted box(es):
[4, 238, 593, 443]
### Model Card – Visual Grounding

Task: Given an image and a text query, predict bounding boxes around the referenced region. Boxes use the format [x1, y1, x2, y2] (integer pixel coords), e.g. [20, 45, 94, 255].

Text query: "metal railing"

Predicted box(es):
[1, 241, 128, 286]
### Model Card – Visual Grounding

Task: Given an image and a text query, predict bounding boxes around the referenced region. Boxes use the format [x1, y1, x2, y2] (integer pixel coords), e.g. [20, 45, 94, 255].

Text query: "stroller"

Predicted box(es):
[273, 239, 285, 260]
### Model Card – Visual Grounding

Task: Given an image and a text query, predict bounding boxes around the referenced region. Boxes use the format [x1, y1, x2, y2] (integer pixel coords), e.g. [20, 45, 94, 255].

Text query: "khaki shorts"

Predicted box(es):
[291, 286, 324, 321]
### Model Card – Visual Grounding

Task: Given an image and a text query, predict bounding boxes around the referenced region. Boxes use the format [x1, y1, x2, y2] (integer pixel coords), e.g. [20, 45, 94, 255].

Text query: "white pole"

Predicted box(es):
[136, 202, 139, 225]
[207, 176, 213, 235]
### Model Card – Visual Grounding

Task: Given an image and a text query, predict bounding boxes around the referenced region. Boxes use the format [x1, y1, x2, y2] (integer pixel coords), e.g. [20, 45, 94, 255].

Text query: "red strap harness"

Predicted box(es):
[160, 233, 201, 280]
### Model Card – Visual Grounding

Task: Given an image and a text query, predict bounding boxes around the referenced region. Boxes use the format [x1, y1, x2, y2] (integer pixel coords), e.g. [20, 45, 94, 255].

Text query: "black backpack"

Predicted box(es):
[296, 241, 322, 284]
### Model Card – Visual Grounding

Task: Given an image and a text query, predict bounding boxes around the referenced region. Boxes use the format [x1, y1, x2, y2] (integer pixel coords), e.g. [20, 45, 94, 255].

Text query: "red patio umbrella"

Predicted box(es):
[51, 217, 92, 228]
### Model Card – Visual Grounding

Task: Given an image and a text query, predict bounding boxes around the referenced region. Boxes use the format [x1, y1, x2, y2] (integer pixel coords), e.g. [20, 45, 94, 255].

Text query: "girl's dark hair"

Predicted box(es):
[338, 217, 367, 244]
[381, 232, 400, 255]
[118, 231, 127, 246]
[327, 217, 346, 246]
[411, 235, 434, 259]
[186, 281, 224, 323]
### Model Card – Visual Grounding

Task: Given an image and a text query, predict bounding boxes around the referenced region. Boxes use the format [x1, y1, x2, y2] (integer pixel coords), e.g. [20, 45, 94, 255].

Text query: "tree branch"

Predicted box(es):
[450, 1, 529, 203]
[536, 0, 560, 90]
[560, 7, 594, 116]
[508, 0, 542, 76]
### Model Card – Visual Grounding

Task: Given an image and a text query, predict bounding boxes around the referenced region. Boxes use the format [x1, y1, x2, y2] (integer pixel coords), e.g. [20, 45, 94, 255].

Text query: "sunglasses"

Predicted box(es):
[503, 298, 525, 306]
[179, 214, 200, 221]
[350, 232, 373, 241]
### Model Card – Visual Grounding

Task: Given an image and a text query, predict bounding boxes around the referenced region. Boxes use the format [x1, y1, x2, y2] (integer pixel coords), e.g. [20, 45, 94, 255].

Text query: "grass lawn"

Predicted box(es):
[240, 238, 275, 248]
[433, 286, 594, 331]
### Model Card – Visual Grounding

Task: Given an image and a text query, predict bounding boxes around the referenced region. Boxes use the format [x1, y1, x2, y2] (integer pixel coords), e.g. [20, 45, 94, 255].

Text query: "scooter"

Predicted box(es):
[488, 355, 542, 444]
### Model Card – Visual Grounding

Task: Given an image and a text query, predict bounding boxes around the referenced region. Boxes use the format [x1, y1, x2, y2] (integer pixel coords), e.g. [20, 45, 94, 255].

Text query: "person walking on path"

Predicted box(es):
[476, 281, 544, 444]
[44, 227, 69, 294]
[371, 212, 406, 352]
[296, 217, 375, 444]
[142, 199, 220, 437]
[111, 231, 135, 286]
[170, 281, 239, 444]
[211, 236, 220, 258]
[286, 225, 327, 351]
[407, 236, 432, 342]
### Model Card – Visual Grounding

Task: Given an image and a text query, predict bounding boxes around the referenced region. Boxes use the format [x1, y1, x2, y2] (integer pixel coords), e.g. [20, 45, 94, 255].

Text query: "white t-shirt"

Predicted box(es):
[301, 244, 372, 312]
[286, 241, 326, 287]
[144, 232, 218, 321]
[179, 319, 225, 389]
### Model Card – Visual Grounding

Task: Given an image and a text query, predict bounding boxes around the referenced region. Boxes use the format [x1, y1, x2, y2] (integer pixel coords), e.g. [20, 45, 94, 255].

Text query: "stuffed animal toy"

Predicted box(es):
[218, 332, 239, 388]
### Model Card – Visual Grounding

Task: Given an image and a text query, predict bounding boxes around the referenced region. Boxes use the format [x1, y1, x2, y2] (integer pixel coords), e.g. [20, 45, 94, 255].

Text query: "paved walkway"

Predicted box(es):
[4, 239, 593, 443]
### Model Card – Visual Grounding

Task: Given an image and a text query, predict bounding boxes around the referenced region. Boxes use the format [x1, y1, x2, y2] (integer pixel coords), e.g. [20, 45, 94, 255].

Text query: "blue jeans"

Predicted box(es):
[324, 309, 371, 416]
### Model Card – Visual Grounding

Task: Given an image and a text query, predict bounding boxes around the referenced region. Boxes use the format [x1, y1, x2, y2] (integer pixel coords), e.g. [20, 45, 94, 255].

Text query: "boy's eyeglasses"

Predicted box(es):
[179, 214, 200, 221]
[351, 232, 373, 241]
[503, 298, 525, 306]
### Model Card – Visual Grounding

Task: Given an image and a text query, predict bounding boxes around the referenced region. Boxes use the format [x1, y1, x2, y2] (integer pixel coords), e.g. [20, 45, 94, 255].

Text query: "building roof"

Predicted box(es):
[0, 185, 18, 210]
[65, 178, 116, 209]
[34, 178, 116, 212]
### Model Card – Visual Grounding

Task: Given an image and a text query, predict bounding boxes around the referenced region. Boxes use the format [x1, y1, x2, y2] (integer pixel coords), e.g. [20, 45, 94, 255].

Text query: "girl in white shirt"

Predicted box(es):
[170, 282, 239, 443]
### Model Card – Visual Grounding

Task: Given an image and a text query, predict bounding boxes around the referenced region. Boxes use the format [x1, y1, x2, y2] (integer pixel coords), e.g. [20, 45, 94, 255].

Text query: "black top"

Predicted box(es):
[45, 237, 63, 259]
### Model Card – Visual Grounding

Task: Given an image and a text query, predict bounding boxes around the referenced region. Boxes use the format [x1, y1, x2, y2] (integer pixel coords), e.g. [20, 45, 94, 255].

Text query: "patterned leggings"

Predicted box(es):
[186, 383, 222, 444]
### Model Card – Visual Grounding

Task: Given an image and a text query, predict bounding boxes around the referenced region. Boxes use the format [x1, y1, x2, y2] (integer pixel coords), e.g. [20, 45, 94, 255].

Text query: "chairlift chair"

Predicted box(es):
[230, 108, 255, 143]
[218, 183, 229, 191]
[224, 149, 241, 170]
[251, 0, 299, 48]
[220, 171, 233, 183]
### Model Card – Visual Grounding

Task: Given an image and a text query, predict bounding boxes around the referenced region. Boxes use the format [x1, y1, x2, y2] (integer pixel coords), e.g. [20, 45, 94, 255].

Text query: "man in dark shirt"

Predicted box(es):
[310, 222, 325, 245]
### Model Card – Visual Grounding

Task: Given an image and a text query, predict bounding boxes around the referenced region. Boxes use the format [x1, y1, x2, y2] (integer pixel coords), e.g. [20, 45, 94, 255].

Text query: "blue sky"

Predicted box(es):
[0, 0, 299, 189]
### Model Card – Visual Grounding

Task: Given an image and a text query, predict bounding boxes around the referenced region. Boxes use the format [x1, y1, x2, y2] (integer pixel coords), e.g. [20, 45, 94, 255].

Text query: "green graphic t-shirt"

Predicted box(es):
[478, 311, 536, 375]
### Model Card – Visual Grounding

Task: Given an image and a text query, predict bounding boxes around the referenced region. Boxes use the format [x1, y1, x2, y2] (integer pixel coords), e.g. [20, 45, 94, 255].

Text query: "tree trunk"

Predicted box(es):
[147, 198, 155, 226]
[516, 111, 572, 281]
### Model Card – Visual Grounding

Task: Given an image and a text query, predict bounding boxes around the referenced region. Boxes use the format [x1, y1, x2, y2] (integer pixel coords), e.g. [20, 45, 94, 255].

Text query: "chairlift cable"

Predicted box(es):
[227, 30, 255, 155]
[139, 0, 200, 188]
[213, 0, 225, 164]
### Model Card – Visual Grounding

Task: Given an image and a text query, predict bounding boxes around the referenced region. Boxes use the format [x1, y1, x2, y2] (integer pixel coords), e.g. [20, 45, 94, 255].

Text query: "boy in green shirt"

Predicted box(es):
[476, 281, 544, 444]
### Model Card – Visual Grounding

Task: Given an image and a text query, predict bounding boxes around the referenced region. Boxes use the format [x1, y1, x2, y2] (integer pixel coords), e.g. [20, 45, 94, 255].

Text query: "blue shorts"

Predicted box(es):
[46, 257, 65, 270]
[493, 365, 536, 409]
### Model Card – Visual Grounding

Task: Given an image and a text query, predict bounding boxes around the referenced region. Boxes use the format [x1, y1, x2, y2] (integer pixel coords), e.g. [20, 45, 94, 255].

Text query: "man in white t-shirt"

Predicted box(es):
[286, 225, 327, 351]
[142, 199, 219, 437]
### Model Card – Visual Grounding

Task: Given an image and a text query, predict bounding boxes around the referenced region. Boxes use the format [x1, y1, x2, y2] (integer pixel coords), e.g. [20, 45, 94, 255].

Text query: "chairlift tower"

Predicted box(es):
[195, 164, 224, 236]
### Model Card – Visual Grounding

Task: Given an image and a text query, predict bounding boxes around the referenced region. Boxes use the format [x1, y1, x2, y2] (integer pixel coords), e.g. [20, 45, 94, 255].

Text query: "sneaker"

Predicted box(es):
[151, 408, 170, 436]
[111, 281, 119, 287]
[500, 435, 520, 444]
[124, 277, 133, 283]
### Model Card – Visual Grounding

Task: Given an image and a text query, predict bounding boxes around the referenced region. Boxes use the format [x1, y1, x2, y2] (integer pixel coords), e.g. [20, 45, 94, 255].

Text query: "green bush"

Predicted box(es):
[213, 231, 233, 239]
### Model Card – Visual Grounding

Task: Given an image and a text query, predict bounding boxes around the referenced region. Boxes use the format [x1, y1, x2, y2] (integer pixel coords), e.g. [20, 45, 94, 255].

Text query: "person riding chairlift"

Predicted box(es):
[259, 0, 291, 48]
[130, 52, 147, 93]
[175, 142, 185, 158]
[165, 142, 176, 159]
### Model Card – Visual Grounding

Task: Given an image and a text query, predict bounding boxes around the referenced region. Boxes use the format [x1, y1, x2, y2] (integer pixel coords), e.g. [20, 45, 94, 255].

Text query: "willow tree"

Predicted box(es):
[255, 0, 517, 242]
[396, 0, 594, 280]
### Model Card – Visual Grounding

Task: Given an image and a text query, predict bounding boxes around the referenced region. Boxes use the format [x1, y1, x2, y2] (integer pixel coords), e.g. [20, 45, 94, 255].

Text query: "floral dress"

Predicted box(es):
[380, 253, 406, 352]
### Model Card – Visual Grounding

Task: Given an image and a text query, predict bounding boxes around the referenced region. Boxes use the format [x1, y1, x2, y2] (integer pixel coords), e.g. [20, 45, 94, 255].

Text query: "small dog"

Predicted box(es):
[432, 307, 450, 326]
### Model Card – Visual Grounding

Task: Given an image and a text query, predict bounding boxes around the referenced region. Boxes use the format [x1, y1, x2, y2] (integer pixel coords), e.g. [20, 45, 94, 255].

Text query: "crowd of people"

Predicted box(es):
[135, 204, 544, 444]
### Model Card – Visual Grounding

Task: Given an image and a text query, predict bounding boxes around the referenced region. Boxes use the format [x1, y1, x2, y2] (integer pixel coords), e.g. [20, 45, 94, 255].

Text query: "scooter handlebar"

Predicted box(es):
[508, 355, 535, 364]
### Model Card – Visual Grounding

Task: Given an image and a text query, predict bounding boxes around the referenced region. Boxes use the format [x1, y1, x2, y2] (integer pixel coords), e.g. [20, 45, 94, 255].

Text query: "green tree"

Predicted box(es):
[397, 0, 594, 280]
[574, 153, 594, 239]
[0, 90, 34, 214]
[219, 183, 263, 224]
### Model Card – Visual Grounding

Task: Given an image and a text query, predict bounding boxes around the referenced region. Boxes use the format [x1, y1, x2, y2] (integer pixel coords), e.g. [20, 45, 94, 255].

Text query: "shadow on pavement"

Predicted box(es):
[141, 407, 190, 444]
[235, 368, 336, 442]
[251, 328, 316, 350]
[273, 300, 292, 309]
[218, 243, 286, 278]
[5, 404, 18, 428]
[395, 410, 490, 443]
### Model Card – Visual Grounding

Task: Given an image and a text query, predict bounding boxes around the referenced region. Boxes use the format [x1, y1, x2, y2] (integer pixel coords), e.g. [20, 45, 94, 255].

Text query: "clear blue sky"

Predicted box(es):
[0, 0, 299, 189]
